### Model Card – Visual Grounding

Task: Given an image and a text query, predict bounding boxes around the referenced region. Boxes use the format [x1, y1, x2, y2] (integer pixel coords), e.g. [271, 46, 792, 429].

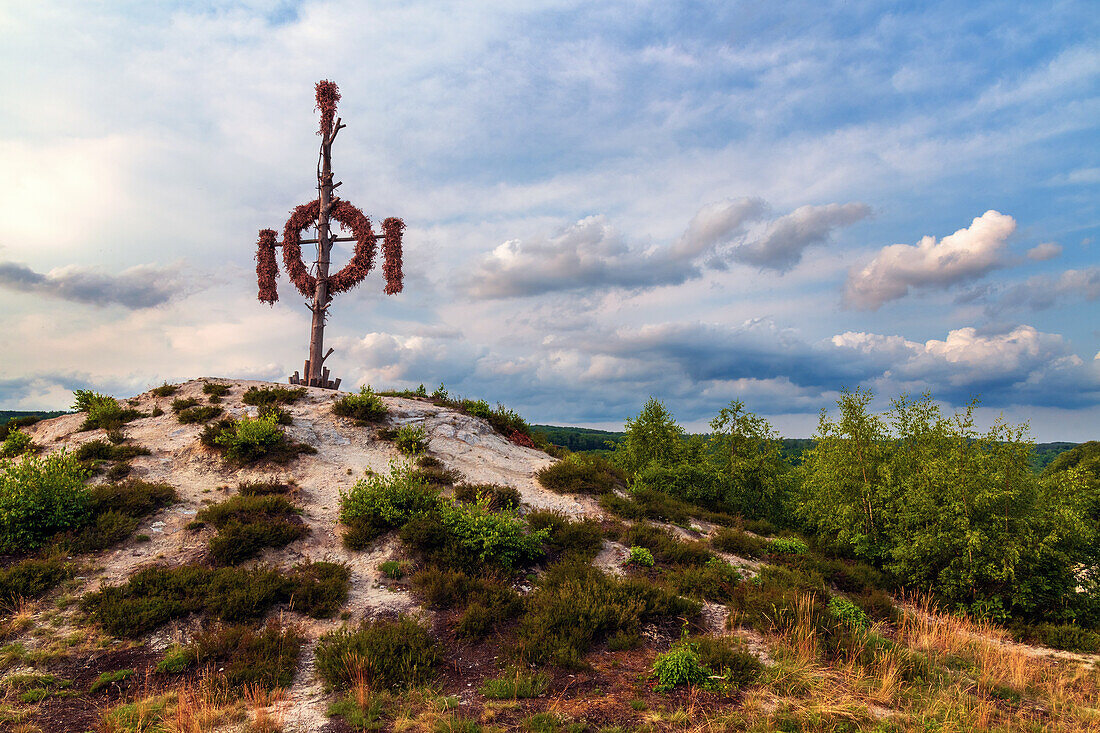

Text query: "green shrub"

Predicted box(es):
[518, 562, 700, 668]
[1022, 623, 1100, 653]
[82, 561, 349, 637]
[257, 404, 292, 425]
[536, 454, 622, 495]
[627, 546, 654, 567]
[453, 483, 520, 510]
[711, 528, 767, 558]
[156, 644, 195, 674]
[615, 524, 712, 566]
[743, 518, 777, 536]
[651, 638, 712, 691]
[0, 451, 89, 552]
[479, 669, 549, 699]
[198, 494, 306, 565]
[379, 560, 409, 579]
[0, 416, 42, 442]
[828, 596, 871, 630]
[90, 669, 133, 694]
[238, 480, 292, 496]
[410, 568, 521, 639]
[316, 615, 439, 690]
[88, 480, 176, 517]
[340, 464, 440, 548]
[75, 440, 151, 463]
[633, 464, 728, 510]
[433, 499, 547, 571]
[768, 537, 809, 555]
[388, 425, 427, 455]
[0, 429, 33, 459]
[460, 399, 492, 419]
[242, 386, 306, 406]
[411, 463, 463, 487]
[171, 397, 200, 413]
[190, 620, 303, 690]
[334, 387, 388, 424]
[202, 383, 230, 397]
[0, 557, 73, 608]
[728, 564, 829, 634]
[151, 383, 178, 397]
[412, 567, 487, 609]
[202, 415, 315, 465]
[176, 405, 223, 424]
[74, 390, 143, 431]
[693, 636, 762, 689]
[662, 558, 741, 602]
[525, 511, 604, 561]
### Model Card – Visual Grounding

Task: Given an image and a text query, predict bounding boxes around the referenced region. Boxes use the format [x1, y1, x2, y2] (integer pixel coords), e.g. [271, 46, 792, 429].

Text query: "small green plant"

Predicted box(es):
[258, 404, 293, 425]
[627, 546, 655, 567]
[693, 636, 763, 688]
[536, 454, 622, 495]
[176, 405, 223, 424]
[828, 596, 871, 630]
[379, 560, 409, 579]
[339, 463, 440, 549]
[392, 425, 428, 455]
[315, 615, 439, 690]
[453, 483, 520, 510]
[0, 451, 89, 552]
[525, 511, 604, 561]
[171, 397, 201, 412]
[197, 494, 306, 565]
[202, 415, 315, 465]
[202, 383, 230, 397]
[242, 386, 306, 406]
[479, 668, 549, 699]
[432, 383, 449, 400]
[334, 386, 388, 424]
[651, 638, 712, 691]
[151, 382, 178, 397]
[89, 668, 134, 694]
[711, 527, 768, 558]
[73, 390, 142, 431]
[155, 644, 195, 674]
[768, 537, 809, 555]
[0, 429, 33, 459]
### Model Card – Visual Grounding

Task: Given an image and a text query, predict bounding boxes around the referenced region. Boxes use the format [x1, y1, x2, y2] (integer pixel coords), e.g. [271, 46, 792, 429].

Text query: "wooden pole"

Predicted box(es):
[307, 118, 341, 386]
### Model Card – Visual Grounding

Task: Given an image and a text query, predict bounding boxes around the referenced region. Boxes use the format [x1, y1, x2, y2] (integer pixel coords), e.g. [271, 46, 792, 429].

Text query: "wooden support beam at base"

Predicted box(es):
[288, 363, 340, 389]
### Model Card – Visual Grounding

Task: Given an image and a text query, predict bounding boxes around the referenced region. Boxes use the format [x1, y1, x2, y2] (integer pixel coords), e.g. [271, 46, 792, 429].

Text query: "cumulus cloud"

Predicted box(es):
[464, 198, 867, 299]
[730, 203, 872, 270]
[991, 267, 1100, 312]
[0, 261, 190, 309]
[1026, 242, 1062, 261]
[843, 210, 1016, 310]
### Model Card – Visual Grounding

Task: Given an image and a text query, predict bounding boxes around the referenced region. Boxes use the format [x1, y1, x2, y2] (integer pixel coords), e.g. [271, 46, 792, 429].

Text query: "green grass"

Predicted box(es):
[479, 669, 549, 699]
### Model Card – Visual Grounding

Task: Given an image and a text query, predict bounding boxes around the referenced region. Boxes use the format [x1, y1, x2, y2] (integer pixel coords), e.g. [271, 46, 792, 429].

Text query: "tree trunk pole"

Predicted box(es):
[308, 131, 335, 386]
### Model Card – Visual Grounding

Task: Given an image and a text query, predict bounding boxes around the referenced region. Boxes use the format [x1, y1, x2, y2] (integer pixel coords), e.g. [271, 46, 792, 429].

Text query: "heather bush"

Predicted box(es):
[0, 451, 89, 552]
[693, 636, 763, 689]
[315, 615, 439, 690]
[710, 527, 768, 558]
[333, 386, 388, 424]
[202, 383, 230, 397]
[662, 558, 742, 602]
[518, 561, 699, 667]
[615, 524, 712, 566]
[189, 620, 303, 690]
[176, 405, 223, 424]
[453, 483, 521, 510]
[150, 382, 178, 397]
[74, 390, 142, 431]
[170, 397, 200, 413]
[242, 386, 306, 406]
[75, 440, 150, 464]
[633, 463, 727, 511]
[525, 510, 604, 561]
[536, 454, 623, 495]
[0, 557, 73, 609]
[203, 415, 315, 465]
[198, 494, 307, 565]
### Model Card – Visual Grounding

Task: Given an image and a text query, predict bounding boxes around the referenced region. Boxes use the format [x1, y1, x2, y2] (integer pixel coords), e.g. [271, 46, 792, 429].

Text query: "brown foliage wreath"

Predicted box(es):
[258, 199, 404, 303]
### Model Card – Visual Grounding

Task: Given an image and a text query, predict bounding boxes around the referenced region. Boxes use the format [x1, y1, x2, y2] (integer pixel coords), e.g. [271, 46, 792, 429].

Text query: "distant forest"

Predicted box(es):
[532, 424, 1077, 472]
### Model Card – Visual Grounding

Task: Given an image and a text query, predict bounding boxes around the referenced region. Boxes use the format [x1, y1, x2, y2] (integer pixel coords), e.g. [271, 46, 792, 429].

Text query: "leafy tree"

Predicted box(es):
[708, 400, 792, 525]
[615, 397, 685, 478]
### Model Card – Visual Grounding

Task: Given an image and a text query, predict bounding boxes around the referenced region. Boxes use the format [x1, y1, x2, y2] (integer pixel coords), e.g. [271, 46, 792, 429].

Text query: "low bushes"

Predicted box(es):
[0, 451, 89, 552]
[411, 568, 523, 639]
[73, 390, 143, 431]
[525, 511, 604, 561]
[333, 387, 388, 424]
[62, 479, 175, 554]
[627, 546, 655, 567]
[200, 415, 315, 465]
[536, 454, 622, 495]
[171, 397, 200, 413]
[651, 638, 712, 691]
[517, 561, 700, 668]
[693, 636, 762, 689]
[662, 558, 741, 602]
[0, 557, 73, 609]
[202, 383, 230, 398]
[75, 440, 151, 464]
[615, 524, 712, 567]
[315, 615, 439, 690]
[633, 464, 728, 512]
[150, 383, 178, 397]
[238, 480, 292, 496]
[0, 429, 33, 459]
[242, 386, 306, 406]
[339, 464, 440, 549]
[82, 561, 349, 637]
[710, 527, 767, 558]
[196, 494, 307, 565]
[176, 405, 223, 424]
[185, 620, 303, 690]
[1017, 622, 1100, 653]
[453, 483, 520, 510]
[411, 499, 547, 572]
[377, 425, 428, 455]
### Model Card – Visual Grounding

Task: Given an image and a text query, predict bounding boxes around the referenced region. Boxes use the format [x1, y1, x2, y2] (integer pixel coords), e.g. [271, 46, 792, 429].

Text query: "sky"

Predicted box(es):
[0, 0, 1098, 440]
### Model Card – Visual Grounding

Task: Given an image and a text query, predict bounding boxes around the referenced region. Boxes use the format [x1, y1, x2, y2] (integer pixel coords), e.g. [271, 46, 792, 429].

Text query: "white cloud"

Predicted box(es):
[844, 210, 1017, 310]
[1026, 242, 1062, 261]
[731, 202, 871, 270]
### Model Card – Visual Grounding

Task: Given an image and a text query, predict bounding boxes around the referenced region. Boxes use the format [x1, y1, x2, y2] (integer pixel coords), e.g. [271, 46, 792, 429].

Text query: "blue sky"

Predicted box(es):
[0, 0, 1097, 439]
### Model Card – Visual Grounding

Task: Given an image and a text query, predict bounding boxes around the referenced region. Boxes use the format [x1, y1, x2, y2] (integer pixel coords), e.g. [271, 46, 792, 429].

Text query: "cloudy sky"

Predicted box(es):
[1, 1, 1098, 439]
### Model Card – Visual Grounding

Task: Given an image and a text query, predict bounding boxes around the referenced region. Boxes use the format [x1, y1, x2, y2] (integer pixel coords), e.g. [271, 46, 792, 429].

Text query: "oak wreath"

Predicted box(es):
[255, 200, 405, 305]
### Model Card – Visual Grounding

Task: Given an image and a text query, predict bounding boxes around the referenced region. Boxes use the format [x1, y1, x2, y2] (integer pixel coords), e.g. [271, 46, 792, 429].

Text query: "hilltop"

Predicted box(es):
[0, 379, 1096, 732]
